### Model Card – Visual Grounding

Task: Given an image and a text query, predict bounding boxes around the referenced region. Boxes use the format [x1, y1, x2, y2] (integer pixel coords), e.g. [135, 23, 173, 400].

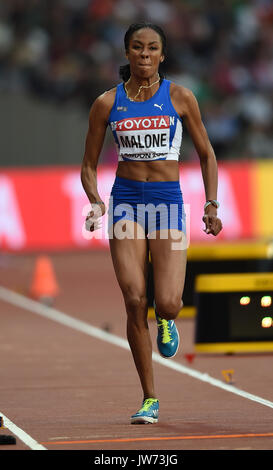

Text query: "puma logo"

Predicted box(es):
[154, 103, 163, 110]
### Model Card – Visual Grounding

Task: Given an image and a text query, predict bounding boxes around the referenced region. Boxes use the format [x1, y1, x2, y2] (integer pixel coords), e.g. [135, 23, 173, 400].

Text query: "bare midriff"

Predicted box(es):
[116, 160, 180, 182]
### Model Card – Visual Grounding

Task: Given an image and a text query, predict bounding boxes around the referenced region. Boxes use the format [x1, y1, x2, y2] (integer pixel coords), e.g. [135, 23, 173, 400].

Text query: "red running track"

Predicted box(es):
[0, 251, 273, 453]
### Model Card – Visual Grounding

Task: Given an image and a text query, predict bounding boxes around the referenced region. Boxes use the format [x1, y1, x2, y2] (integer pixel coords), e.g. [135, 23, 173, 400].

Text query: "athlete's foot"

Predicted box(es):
[154, 301, 180, 358]
[131, 398, 159, 424]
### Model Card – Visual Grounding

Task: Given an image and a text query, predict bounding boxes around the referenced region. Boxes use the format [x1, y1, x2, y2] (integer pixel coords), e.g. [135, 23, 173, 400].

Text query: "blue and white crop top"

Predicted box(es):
[108, 79, 183, 162]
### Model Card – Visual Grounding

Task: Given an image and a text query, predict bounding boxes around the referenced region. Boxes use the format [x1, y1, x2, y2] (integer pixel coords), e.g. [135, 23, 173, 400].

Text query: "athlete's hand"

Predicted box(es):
[202, 206, 222, 236]
[85, 201, 105, 232]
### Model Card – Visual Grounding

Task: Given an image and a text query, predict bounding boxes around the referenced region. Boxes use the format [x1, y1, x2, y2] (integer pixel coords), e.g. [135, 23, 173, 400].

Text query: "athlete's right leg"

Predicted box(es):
[109, 220, 156, 401]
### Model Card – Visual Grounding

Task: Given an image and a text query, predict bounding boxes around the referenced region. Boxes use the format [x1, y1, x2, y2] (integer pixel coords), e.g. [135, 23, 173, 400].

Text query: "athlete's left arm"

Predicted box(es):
[173, 85, 222, 236]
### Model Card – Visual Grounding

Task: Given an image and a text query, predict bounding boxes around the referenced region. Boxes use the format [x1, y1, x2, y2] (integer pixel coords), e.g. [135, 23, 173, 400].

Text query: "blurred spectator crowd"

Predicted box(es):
[0, 0, 273, 161]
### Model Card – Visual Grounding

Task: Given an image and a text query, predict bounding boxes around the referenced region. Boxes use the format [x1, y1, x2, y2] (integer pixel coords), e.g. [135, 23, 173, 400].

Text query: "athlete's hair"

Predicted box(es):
[119, 23, 166, 82]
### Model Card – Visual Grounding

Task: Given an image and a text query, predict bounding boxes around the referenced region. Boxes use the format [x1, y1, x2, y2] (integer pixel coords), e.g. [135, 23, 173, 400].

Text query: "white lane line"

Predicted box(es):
[1, 285, 273, 412]
[0, 411, 46, 450]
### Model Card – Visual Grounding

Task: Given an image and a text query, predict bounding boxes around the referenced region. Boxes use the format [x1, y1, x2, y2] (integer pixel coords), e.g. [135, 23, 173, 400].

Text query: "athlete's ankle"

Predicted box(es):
[143, 395, 157, 401]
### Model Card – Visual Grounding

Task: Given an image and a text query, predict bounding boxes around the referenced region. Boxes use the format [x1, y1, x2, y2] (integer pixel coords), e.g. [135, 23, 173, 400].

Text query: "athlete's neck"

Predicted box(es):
[125, 73, 161, 102]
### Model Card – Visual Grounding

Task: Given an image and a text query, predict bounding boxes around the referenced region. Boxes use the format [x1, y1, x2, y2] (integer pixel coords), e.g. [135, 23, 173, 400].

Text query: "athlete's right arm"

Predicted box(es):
[81, 90, 115, 227]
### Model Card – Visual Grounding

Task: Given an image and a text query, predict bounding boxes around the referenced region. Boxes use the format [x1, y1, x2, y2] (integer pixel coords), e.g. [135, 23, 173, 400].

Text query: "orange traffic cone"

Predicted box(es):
[30, 256, 59, 306]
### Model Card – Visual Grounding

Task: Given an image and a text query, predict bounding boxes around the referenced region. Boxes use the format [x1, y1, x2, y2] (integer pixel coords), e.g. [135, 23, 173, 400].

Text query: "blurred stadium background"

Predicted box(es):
[0, 0, 273, 269]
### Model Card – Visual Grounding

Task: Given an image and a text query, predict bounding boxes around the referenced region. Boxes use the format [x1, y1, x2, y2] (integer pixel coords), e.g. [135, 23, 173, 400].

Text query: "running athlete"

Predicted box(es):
[81, 23, 223, 424]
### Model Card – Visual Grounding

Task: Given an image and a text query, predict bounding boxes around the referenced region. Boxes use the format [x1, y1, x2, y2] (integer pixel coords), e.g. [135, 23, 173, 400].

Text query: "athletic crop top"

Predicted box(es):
[108, 79, 183, 162]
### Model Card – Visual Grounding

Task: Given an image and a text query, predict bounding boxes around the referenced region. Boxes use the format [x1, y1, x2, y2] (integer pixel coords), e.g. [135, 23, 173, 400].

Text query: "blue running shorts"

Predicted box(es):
[108, 176, 186, 237]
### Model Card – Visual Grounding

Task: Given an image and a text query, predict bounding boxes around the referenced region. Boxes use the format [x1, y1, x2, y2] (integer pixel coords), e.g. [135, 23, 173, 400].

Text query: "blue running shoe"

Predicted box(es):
[131, 398, 159, 424]
[154, 301, 180, 358]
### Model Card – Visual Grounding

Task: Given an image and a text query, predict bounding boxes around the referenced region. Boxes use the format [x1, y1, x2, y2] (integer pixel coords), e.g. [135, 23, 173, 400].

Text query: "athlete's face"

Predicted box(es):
[126, 28, 164, 79]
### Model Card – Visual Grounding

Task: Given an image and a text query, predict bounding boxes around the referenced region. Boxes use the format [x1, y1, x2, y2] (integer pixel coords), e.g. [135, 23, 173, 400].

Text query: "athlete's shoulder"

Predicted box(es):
[170, 82, 195, 102]
[92, 87, 117, 110]
[169, 82, 199, 116]
[89, 86, 118, 122]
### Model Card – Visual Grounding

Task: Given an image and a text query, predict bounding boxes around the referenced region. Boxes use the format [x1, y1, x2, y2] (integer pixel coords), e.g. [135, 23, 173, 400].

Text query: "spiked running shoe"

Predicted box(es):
[131, 398, 159, 424]
[154, 301, 180, 358]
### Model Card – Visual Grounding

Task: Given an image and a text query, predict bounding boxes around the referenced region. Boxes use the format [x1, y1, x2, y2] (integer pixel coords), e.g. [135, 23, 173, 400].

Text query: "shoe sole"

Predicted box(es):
[131, 416, 158, 424]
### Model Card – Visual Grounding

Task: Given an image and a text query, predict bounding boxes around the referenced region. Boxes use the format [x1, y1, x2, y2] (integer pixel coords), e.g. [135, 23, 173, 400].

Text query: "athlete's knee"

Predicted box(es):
[124, 290, 148, 318]
[126, 297, 149, 330]
[155, 297, 183, 320]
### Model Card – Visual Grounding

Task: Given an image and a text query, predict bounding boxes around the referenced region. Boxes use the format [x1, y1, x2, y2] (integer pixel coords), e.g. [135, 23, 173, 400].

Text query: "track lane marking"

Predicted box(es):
[1, 284, 273, 415]
[41, 432, 273, 445]
[0, 411, 46, 450]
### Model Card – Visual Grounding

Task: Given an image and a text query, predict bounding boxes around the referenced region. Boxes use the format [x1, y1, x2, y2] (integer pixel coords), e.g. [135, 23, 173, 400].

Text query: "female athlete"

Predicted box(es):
[81, 23, 223, 424]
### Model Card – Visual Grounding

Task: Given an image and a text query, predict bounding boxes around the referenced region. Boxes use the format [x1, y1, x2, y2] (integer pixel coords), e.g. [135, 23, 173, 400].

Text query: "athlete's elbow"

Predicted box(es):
[198, 145, 216, 165]
[81, 154, 96, 175]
